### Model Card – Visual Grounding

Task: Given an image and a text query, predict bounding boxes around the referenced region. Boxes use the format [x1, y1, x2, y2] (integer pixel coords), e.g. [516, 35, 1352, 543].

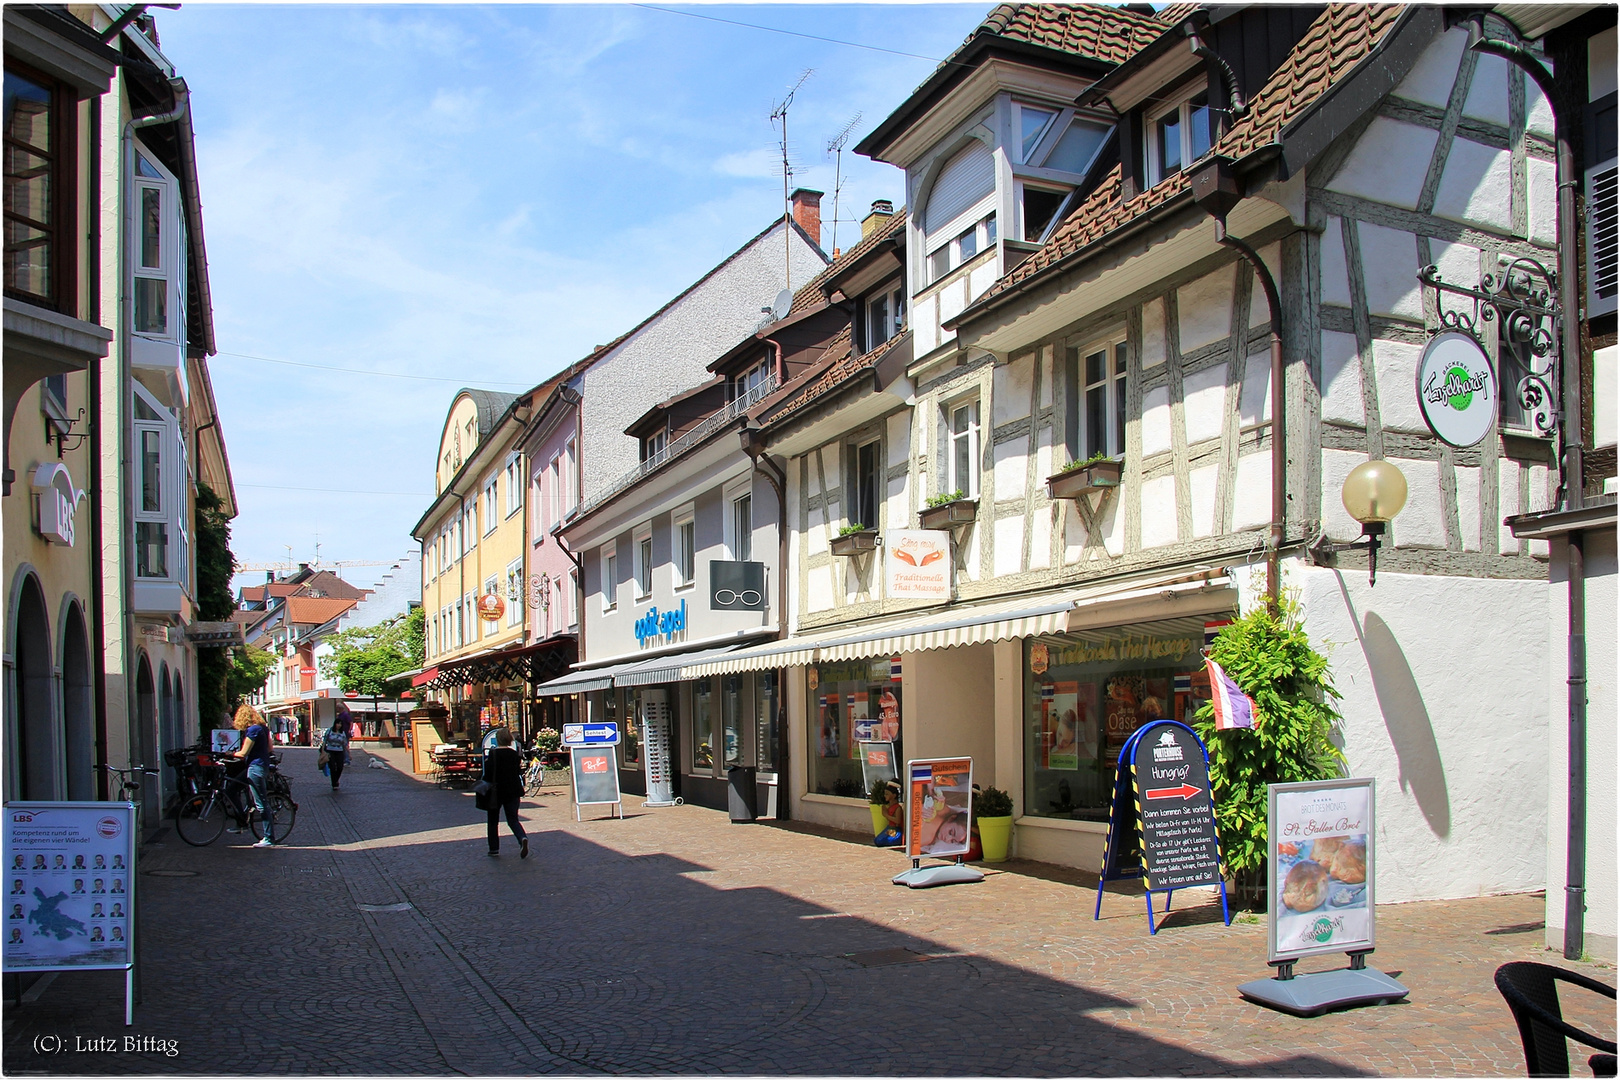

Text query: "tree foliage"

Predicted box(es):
[320, 607, 425, 697]
[1190, 592, 1345, 899]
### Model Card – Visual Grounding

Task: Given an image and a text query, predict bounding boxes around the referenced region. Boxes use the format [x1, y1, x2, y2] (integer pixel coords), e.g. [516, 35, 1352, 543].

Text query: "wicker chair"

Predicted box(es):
[1495, 961, 1616, 1077]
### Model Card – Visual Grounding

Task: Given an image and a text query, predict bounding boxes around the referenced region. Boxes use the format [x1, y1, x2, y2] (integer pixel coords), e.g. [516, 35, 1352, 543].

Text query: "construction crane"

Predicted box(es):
[236, 559, 394, 574]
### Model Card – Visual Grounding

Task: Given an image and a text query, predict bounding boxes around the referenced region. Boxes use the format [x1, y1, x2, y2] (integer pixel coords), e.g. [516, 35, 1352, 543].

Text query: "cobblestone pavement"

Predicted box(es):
[3, 745, 1612, 1077]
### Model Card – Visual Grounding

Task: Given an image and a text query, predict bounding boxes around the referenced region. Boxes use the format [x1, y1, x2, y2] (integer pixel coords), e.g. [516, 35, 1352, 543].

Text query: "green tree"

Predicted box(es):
[192, 483, 239, 734]
[320, 607, 424, 697]
[1190, 592, 1345, 907]
[226, 645, 276, 712]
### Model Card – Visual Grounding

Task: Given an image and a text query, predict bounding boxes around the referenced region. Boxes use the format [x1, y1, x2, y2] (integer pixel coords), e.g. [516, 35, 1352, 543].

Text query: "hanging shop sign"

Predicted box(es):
[1095, 720, 1230, 934]
[1416, 332, 1496, 447]
[904, 757, 972, 860]
[883, 529, 951, 601]
[30, 463, 83, 547]
[570, 747, 622, 820]
[477, 592, 506, 623]
[710, 561, 767, 611]
[1267, 778, 1375, 962]
[633, 598, 687, 645]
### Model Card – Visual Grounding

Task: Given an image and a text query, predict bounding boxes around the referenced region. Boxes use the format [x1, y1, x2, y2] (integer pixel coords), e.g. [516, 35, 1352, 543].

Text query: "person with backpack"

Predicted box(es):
[323, 705, 353, 790]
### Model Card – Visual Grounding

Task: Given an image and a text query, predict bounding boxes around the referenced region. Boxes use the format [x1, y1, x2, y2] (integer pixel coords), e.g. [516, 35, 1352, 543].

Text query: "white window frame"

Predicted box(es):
[633, 524, 654, 599]
[130, 140, 185, 346]
[847, 438, 882, 532]
[864, 282, 906, 352]
[504, 453, 523, 518]
[505, 559, 523, 627]
[673, 505, 696, 589]
[722, 479, 753, 562]
[946, 398, 981, 499]
[1012, 100, 1060, 165]
[531, 465, 547, 546]
[602, 547, 618, 612]
[566, 569, 578, 630]
[482, 475, 499, 536]
[1068, 332, 1129, 461]
[563, 437, 577, 516]
[1144, 83, 1213, 188]
[131, 382, 184, 583]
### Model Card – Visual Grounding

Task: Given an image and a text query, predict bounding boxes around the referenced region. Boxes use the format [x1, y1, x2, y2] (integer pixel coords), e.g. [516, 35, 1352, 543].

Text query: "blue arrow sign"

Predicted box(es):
[562, 722, 620, 747]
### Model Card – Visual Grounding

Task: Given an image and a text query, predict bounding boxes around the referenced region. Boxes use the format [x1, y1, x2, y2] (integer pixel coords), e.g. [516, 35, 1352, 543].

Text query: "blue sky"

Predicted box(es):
[154, 4, 989, 590]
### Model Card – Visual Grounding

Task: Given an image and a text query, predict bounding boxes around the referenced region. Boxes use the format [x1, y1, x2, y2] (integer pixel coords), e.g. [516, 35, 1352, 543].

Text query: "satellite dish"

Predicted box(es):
[770, 288, 793, 322]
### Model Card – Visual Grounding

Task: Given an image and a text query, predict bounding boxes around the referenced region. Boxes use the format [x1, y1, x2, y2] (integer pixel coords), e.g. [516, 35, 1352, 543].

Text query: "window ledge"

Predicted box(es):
[1014, 814, 1108, 834]
[800, 792, 867, 807]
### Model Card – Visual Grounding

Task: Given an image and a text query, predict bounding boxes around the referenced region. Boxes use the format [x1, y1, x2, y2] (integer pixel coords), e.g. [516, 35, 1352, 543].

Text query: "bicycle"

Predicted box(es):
[173, 757, 297, 847]
[103, 763, 159, 805]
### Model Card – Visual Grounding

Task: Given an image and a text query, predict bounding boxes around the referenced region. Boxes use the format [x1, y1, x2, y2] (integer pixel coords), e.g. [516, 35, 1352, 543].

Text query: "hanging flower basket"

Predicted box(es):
[919, 498, 978, 531]
[1046, 458, 1123, 501]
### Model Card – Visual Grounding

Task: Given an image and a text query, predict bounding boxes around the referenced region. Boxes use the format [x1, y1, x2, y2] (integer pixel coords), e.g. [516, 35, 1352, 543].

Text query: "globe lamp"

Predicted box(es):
[1337, 460, 1408, 586]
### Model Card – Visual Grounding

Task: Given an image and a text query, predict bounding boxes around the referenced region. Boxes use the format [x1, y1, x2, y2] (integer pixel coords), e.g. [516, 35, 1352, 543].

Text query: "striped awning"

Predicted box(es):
[616, 642, 752, 687]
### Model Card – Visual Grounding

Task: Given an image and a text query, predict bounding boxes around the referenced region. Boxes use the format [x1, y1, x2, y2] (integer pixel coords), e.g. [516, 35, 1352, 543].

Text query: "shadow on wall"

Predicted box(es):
[1332, 573, 1452, 838]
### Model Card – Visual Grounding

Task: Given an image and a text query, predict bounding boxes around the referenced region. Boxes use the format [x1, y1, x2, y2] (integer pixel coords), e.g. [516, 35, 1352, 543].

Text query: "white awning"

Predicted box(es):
[682, 567, 1233, 677]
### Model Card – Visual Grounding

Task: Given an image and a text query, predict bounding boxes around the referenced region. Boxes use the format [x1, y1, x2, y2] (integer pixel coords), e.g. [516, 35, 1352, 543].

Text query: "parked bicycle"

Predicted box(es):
[173, 754, 297, 847]
[103, 763, 159, 804]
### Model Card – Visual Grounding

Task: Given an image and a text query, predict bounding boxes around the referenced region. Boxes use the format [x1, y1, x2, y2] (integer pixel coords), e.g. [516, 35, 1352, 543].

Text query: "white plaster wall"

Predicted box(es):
[1100, 491, 1124, 558]
[1461, 53, 1511, 126]
[1527, 158, 1557, 246]
[578, 221, 823, 501]
[1595, 345, 1617, 448]
[1141, 298, 1166, 368]
[1141, 386, 1172, 456]
[1320, 331, 1365, 425]
[993, 439, 1027, 502]
[1183, 364, 1227, 446]
[992, 355, 1033, 427]
[1240, 352, 1271, 427]
[1373, 339, 1426, 433]
[1526, 75, 1555, 138]
[1432, 238, 1482, 291]
[1030, 501, 1052, 570]
[1248, 243, 1282, 329]
[1393, 27, 1467, 108]
[1321, 448, 1364, 540]
[1357, 223, 1423, 319]
[1433, 139, 1514, 233]
[1299, 565, 1549, 905]
[1326, 118, 1436, 210]
[1190, 463, 1218, 538]
[1140, 475, 1178, 548]
[1177, 269, 1233, 354]
[994, 515, 1024, 576]
[339, 551, 423, 631]
[1498, 462, 1522, 554]
[1390, 457, 1445, 548]
[1544, 530, 1618, 959]
[914, 295, 939, 356]
[1455, 465, 1482, 552]
[1321, 217, 1352, 307]
[1232, 452, 1271, 532]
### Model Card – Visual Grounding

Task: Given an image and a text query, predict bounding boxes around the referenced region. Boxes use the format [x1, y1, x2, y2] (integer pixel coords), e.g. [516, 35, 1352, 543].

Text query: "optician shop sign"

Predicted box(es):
[1416, 332, 1496, 448]
[633, 598, 688, 646]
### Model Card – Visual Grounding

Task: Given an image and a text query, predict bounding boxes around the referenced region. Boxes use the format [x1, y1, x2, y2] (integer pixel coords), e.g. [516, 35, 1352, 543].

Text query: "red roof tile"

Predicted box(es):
[977, 4, 1404, 305]
[974, 3, 1166, 65]
[788, 209, 908, 315]
[285, 596, 358, 627]
[758, 325, 915, 430]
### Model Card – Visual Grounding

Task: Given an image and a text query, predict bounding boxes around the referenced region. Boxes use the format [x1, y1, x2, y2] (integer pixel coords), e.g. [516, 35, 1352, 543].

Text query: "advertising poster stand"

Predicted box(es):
[892, 757, 983, 889]
[3, 801, 138, 1025]
[1094, 720, 1231, 934]
[1238, 778, 1409, 1016]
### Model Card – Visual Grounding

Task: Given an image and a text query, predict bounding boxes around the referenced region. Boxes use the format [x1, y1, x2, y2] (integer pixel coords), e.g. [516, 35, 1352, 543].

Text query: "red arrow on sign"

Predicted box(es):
[1145, 783, 1201, 801]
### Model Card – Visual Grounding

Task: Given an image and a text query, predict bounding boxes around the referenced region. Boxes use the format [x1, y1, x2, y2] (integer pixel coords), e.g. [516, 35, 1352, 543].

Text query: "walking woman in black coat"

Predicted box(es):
[482, 728, 528, 858]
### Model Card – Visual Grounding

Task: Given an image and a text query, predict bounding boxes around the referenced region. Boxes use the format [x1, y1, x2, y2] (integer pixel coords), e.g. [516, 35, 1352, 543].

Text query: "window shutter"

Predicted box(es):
[1588, 159, 1617, 317]
[924, 141, 995, 237]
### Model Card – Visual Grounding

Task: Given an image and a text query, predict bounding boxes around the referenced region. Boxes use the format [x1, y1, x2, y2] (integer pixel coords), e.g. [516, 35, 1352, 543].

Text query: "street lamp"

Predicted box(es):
[1316, 460, 1408, 587]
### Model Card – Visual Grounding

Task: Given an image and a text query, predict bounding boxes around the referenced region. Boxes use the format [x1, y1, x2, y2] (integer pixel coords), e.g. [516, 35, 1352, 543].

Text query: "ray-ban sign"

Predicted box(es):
[711, 560, 766, 611]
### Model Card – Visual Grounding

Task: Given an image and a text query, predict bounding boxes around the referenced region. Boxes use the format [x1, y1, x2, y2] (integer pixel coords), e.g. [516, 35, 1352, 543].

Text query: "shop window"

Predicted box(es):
[721, 674, 746, 769]
[690, 676, 714, 773]
[1022, 616, 1218, 822]
[1065, 337, 1128, 462]
[616, 690, 641, 768]
[754, 670, 778, 772]
[947, 399, 980, 499]
[808, 660, 902, 798]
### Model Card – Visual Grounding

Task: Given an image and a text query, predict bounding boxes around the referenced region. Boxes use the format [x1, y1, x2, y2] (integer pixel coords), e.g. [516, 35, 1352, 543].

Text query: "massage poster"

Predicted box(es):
[905, 757, 972, 860]
[1040, 682, 1097, 770]
[3, 803, 135, 972]
[1267, 779, 1375, 962]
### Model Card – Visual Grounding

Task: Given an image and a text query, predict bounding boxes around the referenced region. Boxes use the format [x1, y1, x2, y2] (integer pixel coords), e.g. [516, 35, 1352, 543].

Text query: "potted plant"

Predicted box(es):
[972, 784, 1015, 863]
[919, 489, 978, 530]
[1046, 452, 1123, 501]
[830, 522, 878, 556]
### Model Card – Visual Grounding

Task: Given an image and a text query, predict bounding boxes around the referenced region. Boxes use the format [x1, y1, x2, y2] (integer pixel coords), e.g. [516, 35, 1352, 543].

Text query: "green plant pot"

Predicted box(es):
[869, 804, 889, 838]
[977, 816, 1013, 862]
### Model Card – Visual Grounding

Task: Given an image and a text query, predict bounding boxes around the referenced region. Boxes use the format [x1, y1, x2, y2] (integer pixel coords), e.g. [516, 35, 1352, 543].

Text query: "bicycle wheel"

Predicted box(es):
[525, 767, 543, 797]
[249, 794, 297, 843]
[174, 794, 226, 847]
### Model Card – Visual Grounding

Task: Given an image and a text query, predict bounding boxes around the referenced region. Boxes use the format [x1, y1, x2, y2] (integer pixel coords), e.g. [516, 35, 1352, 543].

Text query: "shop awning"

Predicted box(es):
[615, 642, 753, 687]
[261, 701, 304, 715]
[410, 667, 439, 688]
[411, 637, 578, 692]
[683, 568, 1233, 677]
[532, 659, 639, 696]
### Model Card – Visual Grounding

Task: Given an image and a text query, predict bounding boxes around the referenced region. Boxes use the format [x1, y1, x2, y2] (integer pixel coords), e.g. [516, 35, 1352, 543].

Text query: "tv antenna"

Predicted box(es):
[770, 68, 813, 292]
[825, 112, 862, 256]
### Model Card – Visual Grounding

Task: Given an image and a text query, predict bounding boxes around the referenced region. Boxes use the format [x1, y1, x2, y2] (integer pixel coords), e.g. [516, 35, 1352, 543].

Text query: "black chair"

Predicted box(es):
[1495, 962, 1617, 1077]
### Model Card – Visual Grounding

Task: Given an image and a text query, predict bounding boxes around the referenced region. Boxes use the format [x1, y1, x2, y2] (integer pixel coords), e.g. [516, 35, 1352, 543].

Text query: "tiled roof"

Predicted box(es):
[788, 208, 908, 316]
[285, 596, 358, 627]
[978, 4, 1403, 304]
[973, 3, 1167, 64]
[1154, 3, 1202, 27]
[758, 325, 915, 430]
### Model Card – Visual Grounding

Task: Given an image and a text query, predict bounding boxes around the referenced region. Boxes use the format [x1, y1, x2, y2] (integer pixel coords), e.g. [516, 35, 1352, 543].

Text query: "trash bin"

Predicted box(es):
[727, 766, 757, 823]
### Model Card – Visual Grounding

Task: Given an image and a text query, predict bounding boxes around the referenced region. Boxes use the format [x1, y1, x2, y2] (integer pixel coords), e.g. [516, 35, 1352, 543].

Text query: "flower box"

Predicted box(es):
[918, 498, 978, 530]
[829, 529, 879, 556]
[1046, 458, 1123, 501]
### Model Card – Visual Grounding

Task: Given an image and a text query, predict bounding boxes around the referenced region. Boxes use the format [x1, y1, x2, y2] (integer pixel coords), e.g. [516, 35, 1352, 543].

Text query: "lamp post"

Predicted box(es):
[1313, 461, 1409, 588]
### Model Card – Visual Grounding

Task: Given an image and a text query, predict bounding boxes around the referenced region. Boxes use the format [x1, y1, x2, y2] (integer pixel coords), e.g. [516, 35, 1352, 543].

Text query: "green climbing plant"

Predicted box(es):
[1190, 591, 1345, 907]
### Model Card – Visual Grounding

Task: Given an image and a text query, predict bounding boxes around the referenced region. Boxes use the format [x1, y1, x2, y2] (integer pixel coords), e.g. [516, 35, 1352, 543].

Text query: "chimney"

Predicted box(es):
[861, 199, 895, 240]
[789, 188, 823, 250]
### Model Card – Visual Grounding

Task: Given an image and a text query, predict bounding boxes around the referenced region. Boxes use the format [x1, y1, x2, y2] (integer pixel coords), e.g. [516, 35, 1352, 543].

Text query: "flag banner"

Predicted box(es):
[1207, 657, 1255, 731]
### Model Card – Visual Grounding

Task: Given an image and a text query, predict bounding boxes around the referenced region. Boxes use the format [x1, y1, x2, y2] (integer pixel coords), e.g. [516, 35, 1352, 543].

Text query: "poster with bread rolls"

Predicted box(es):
[1267, 779, 1375, 962]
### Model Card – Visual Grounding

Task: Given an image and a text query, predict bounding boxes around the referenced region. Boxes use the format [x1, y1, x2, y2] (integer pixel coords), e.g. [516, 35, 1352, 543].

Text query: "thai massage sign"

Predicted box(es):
[884, 530, 950, 600]
[1416, 332, 1496, 447]
[1268, 778, 1375, 962]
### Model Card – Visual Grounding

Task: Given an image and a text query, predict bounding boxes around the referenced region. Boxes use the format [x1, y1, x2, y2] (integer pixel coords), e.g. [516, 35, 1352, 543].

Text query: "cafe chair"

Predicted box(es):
[1495, 961, 1616, 1077]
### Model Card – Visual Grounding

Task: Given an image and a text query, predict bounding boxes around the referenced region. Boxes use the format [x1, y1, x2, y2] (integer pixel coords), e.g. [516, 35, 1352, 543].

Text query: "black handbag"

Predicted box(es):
[473, 778, 494, 810]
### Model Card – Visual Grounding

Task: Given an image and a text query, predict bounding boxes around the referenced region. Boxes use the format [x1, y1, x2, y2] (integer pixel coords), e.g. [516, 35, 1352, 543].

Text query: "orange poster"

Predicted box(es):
[905, 757, 972, 859]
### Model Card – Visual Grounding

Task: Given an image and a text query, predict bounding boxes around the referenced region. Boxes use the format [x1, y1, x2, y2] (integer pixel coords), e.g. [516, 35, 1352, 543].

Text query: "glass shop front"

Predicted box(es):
[806, 657, 903, 800]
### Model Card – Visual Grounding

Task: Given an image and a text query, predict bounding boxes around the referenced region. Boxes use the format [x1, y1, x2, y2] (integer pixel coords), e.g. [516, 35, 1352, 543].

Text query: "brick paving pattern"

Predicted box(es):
[3, 745, 1611, 1076]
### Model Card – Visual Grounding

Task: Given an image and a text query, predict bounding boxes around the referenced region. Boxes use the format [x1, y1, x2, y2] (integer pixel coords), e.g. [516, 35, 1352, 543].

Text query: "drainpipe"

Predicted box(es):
[741, 421, 789, 818]
[1466, 24, 1587, 961]
[1189, 158, 1285, 610]
[764, 338, 785, 385]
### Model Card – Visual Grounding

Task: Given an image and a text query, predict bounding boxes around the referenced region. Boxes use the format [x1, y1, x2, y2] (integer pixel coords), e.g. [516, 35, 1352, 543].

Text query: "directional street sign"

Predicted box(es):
[562, 722, 620, 747]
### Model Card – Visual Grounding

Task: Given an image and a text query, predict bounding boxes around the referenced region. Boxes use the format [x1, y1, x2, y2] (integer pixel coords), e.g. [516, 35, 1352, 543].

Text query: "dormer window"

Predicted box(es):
[923, 140, 996, 284]
[864, 283, 905, 351]
[1016, 103, 1058, 163]
[1145, 89, 1213, 187]
[641, 429, 667, 463]
[728, 360, 771, 404]
[928, 212, 996, 284]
